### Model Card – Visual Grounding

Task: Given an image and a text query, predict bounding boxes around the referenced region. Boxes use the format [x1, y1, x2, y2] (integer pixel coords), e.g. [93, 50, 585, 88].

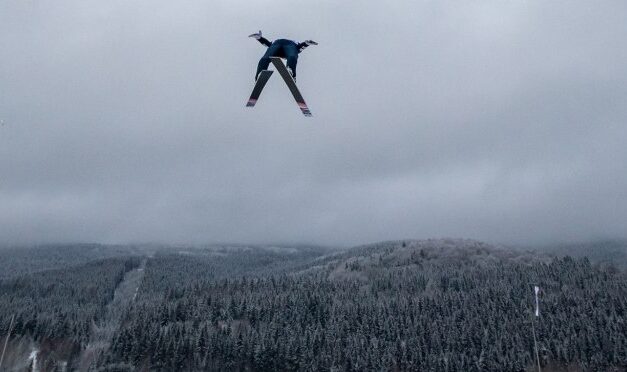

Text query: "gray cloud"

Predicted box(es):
[1, 0, 626, 246]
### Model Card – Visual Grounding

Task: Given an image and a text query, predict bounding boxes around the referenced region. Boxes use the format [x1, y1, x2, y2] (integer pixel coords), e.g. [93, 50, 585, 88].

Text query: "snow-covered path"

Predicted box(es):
[27, 349, 38, 372]
[78, 258, 147, 371]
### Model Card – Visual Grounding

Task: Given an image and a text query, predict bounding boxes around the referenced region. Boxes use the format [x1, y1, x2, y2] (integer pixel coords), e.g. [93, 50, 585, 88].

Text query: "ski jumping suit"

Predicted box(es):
[255, 37, 312, 80]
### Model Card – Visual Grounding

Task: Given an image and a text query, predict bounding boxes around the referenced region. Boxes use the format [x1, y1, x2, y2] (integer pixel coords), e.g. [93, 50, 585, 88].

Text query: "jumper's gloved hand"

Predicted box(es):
[248, 30, 262, 40]
[303, 40, 318, 46]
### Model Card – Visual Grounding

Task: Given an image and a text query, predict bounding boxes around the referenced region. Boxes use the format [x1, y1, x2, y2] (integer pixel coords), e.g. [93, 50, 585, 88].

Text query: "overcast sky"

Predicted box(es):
[1, 0, 626, 247]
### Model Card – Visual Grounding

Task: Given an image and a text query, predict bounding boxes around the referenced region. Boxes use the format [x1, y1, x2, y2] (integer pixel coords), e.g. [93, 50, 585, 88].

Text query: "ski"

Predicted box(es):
[246, 70, 273, 107]
[270, 57, 312, 117]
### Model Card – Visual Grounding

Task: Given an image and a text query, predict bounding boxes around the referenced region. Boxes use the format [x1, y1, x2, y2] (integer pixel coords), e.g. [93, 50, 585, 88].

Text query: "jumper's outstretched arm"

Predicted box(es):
[258, 36, 272, 47]
[249, 30, 272, 47]
[297, 40, 318, 53]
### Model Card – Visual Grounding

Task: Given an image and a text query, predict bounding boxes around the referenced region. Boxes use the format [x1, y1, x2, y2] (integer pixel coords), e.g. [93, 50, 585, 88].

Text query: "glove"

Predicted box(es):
[304, 40, 318, 46]
[248, 30, 262, 40]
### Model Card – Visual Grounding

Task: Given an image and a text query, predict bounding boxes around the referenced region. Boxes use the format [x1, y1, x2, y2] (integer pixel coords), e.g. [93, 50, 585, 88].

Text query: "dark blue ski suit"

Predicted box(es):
[255, 37, 312, 80]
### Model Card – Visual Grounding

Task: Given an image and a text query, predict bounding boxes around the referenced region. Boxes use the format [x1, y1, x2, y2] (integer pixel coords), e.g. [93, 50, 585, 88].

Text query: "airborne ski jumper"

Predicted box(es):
[246, 31, 317, 117]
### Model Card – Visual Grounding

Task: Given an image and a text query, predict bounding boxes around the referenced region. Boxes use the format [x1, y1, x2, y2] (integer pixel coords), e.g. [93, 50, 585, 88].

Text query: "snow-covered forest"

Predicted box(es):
[0, 240, 625, 371]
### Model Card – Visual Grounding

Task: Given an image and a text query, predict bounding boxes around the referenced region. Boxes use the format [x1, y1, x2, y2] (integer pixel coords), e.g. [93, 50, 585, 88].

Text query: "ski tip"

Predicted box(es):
[298, 102, 312, 116]
[246, 99, 257, 107]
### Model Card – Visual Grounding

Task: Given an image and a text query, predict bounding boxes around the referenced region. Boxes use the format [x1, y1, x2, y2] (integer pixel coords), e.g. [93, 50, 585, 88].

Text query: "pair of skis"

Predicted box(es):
[246, 57, 312, 117]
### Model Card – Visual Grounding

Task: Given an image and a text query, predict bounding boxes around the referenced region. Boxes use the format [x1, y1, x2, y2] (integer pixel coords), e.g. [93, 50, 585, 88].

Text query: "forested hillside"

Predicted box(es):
[0, 241, 625, 371]
[0, 256, 141, 370]
[100, 240, 626, 371]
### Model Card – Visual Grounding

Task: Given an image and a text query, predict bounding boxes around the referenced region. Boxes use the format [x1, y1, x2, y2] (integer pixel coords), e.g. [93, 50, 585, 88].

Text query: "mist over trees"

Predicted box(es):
[0, 244, 144, 280]
[0, 240, 625, 371]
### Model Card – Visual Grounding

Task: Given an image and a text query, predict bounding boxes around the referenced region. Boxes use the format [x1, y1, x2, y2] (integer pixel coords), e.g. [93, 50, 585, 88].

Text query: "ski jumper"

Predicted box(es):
[255, 37, 312, 80]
